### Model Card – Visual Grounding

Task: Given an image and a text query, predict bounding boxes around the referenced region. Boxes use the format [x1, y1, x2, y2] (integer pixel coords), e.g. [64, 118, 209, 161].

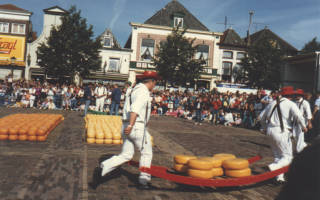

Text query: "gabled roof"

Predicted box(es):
[245, 28, 298, 53]
[220, 28, 246, 48]
[43, 6, 68, 15]
[99, 28, 121, 49]
[0, 4, 32, 14]
[144, 0, 209, 31]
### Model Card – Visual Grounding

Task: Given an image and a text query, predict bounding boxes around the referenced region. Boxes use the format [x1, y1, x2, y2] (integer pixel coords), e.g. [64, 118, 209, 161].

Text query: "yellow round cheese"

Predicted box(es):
[112, 134, 121, 140]
[213, 153, 236, 161]
[95, 138, 104, 144]
[174, 164, 188, 173]
[104, 139, 113, 144]
[87, 138, 95, 144]
[174, 155, 197, 165]
[96, 133, 104, 139]
[188, 169, 213, 179]
[104, 133, 113, 139]
[198, 157, 223, 168]
[225, 168, 251, 178]
[223, 158, 249, 170]
[211, 167, 224, 177]
[112, 139, 121, 145]
[188, 159, 215, 170]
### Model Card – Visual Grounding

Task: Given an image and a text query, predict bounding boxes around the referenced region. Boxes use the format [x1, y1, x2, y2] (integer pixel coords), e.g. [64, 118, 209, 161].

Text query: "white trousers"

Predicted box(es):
[101, 122, 153, 185]
[95, 98, 105, 112]
[293, 126, 307, 153]
[267, 127, 293, 180]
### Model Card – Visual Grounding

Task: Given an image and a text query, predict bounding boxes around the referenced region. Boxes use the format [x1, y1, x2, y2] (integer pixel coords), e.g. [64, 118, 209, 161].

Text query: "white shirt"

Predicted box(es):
[259, 97, 305, 131]
[122, 86, 133, 120]
[94, 87, 107, 99]
[124, 83, 151, 124]
[296, 98, 312, 125]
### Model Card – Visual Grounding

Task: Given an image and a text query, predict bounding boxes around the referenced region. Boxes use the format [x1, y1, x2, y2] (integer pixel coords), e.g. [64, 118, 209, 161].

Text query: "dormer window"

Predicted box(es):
[103, 36, 112, 48]
[174, 17, 183, 28]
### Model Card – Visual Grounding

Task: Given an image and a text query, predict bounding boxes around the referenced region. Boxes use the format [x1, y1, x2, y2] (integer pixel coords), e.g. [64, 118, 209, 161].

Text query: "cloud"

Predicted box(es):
[109, 0, 127, 30]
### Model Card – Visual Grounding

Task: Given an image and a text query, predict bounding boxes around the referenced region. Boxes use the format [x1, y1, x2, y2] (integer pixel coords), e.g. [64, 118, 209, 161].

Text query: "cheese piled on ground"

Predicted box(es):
[223, 158, 249, 170]
[225, 168, 252, 178]
[198, 157, 223, 168]
[188, 159, 215, 170]
[188, 168, 214, 179]
[213, 153, 236, 161]
[174, 155, 197, 165]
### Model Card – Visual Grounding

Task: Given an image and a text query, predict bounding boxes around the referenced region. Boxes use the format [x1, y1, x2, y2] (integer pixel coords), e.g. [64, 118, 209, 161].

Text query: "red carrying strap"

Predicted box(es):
[128, 156, 289, 187]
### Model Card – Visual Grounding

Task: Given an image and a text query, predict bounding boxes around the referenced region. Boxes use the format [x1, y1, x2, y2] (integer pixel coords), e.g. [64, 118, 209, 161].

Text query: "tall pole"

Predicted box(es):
[247, 11, 254, 46]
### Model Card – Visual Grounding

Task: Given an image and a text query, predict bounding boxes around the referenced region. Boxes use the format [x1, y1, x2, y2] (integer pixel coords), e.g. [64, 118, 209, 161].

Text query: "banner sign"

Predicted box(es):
[0, 35, 25, 62]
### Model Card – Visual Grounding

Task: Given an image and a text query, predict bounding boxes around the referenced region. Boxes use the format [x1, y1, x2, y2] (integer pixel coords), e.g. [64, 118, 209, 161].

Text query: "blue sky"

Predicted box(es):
[4, 0, 320, 50]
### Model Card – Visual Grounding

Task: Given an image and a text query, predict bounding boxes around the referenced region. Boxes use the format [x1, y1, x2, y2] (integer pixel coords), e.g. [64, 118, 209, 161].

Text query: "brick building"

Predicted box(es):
[124, 0, 222, 90]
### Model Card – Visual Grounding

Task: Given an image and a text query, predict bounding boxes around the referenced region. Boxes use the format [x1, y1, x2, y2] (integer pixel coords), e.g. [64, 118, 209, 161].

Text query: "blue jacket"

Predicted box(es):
[112, 88, 122, 104]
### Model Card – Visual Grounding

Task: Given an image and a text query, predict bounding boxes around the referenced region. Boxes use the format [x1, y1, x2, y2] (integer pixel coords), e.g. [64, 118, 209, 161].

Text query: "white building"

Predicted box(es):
[84, 29, 132, 85]
[25, 6, 67, 80]
[0, 4, 32, 81]
[124, 0, 222, 90]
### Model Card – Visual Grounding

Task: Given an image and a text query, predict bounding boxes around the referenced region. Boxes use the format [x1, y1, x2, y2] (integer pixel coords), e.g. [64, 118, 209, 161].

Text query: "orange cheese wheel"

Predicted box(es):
[213, 153, 236, 161]
[8, 127, 18, 135]
[0, 134, 8, 140]
[188, 169, 213, 179]
[18, 135, 28, 141]
[174, 164, 188, 173]
[112, 139, 121, 145]
[95, 138, 104, 144]
[198, 157, 223, 168]
[0, 127, 8, 135]
[225, 168, 251, 178]
[37, 135, 47, 142]
[211, 168, 224, 177]
[28, 128, 38, 136]
[28, 135, 37, 141]
[8, 135, 18, 141]
[37, 128, 46, 136]
[222, 158, 249, 170]
[188, 159, 215, 170]
[19, 128, 27, 135]
[174, 155, 197, 165]
[104, 139, 113, 144]
[87, 138, 95, 144]
[112, 134, 121, 140]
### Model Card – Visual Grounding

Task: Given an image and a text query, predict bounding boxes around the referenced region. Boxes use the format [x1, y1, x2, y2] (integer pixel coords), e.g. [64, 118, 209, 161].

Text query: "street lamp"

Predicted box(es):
[10, 56, 16, 80]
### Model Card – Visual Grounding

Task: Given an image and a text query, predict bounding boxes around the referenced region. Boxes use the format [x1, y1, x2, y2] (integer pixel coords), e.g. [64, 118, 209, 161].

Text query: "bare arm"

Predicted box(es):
[124, 112, 138, 135]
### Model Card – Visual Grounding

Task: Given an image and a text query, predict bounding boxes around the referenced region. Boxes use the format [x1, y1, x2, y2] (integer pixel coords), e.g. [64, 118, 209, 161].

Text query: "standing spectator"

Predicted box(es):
[83, 84, 92, 116]
[110, 84, 121, 115]
[210, 97, 221, 125]
[29, 86, 36, 108]
[64, 88, 72, 110]
[194, 97, 204, 125]
[94, 82, 107, 112]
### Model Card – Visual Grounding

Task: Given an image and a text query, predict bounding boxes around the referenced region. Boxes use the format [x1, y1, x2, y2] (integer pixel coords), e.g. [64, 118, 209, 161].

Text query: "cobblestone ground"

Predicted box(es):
[0, 108, 283, 200]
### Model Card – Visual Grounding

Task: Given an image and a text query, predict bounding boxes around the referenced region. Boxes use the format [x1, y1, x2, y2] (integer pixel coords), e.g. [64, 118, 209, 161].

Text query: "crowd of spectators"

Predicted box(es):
[1, 80, 320, 133]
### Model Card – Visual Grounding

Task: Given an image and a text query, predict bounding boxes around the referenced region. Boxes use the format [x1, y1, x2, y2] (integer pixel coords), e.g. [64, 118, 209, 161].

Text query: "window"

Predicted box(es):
[222, 62, 232, 75]
[174, 17, 183, 28]
[196, 45, 209, 65]
[237, 52, 245, 60]
[12, 23, 26, 34]
[141, 39, 155, 61]
[0, 22, 9, 33]
[103, 37, 112, 47]
[223, 51, 233, 59]
[108, 58, 120, 72]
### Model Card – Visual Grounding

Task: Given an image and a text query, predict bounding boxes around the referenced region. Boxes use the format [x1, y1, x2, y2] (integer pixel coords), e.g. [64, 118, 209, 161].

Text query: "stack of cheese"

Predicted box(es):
[85, 114, 123, 145]
[173, 153, 251, 179]
[0, 114, 64, 142]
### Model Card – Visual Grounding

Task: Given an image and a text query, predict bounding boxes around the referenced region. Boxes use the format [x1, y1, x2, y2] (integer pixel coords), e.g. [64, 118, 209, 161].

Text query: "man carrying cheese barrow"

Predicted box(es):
[259, 86, 307, 183]
[293, 89, 312, 153]
[100, 71, 160, 189]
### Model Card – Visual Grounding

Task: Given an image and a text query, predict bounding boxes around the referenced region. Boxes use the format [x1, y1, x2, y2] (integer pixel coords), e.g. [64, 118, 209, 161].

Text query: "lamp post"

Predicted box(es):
[10, 56, 16, 80]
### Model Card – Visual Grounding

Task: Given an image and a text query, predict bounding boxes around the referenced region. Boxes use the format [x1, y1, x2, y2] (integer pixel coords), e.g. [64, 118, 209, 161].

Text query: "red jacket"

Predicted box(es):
[211, 100, 222, 110]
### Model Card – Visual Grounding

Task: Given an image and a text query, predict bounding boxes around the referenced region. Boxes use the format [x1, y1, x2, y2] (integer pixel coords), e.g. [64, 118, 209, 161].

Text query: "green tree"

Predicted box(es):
[37, 6, 102, 83]
[238, 36, 285, 90]
[153, 27, 205, 87]
[301, 37, 320, 53]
